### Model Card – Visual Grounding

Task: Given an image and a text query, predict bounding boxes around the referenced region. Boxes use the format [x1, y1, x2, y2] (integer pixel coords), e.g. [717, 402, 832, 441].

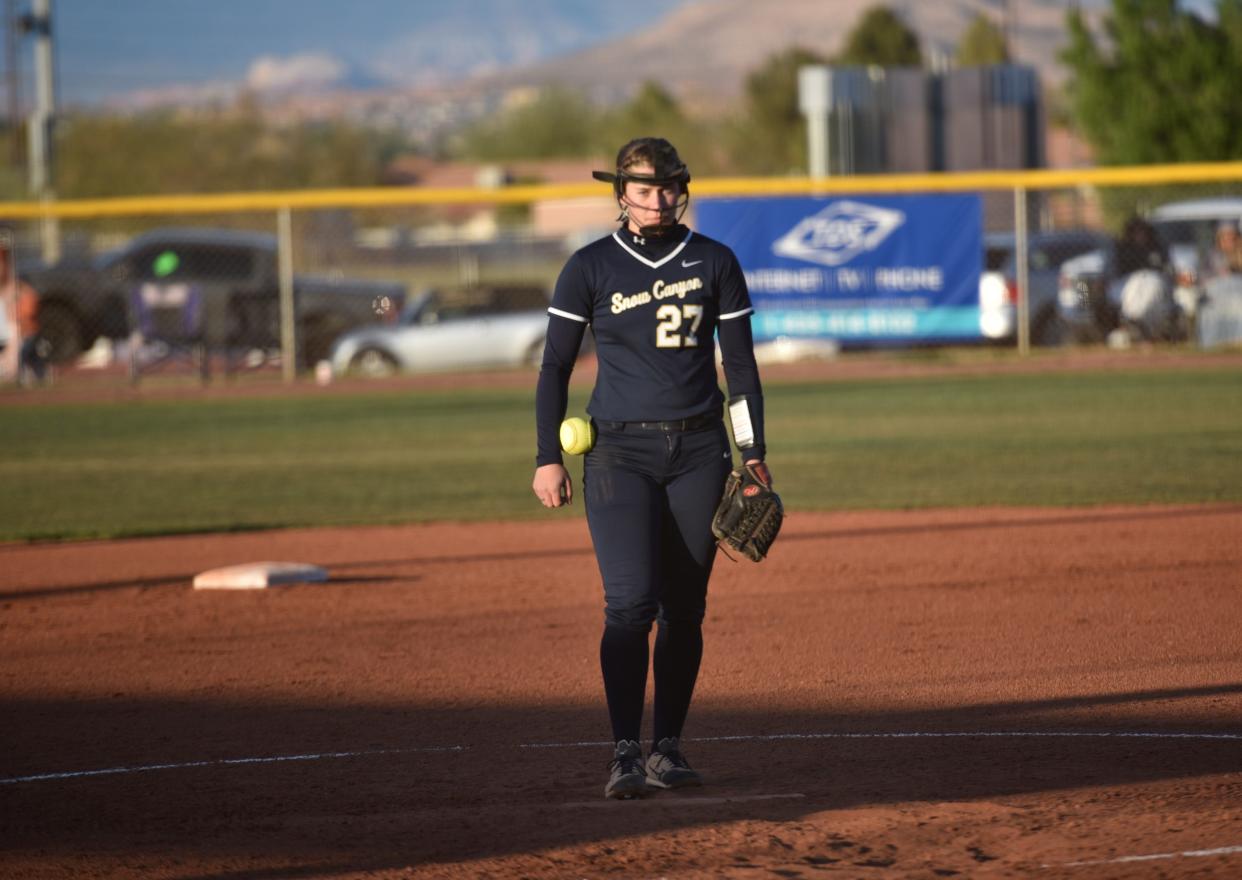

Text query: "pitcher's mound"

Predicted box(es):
[193, 561, 328, 590]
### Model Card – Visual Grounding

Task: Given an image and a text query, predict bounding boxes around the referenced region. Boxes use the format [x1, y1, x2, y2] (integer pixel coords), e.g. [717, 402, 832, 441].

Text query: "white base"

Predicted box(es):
[193, 561, 328, 590]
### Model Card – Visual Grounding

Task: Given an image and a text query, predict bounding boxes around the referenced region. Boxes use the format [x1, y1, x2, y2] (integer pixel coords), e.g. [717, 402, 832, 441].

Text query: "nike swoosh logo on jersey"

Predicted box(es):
[682, 259, 702, 267]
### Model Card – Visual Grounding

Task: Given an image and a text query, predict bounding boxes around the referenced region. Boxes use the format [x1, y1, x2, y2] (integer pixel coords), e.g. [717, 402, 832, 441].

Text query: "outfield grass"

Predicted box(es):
[2, 367, 1240, 541]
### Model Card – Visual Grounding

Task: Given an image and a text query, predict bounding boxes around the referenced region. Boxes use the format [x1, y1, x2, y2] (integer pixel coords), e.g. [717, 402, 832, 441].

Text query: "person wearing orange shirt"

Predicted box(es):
[1, 241, 48, 385]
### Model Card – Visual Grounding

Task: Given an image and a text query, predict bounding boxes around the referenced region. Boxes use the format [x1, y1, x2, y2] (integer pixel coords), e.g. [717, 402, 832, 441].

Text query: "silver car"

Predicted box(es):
[979, 230, 1112, 345]
[329, 284, 552, 377]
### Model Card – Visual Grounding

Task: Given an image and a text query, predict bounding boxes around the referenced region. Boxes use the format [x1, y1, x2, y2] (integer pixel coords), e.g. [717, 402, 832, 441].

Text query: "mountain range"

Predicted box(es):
[470, 0, 1083, 111]
[49, 0, 1217, 115]
[53, 0, 684, 108]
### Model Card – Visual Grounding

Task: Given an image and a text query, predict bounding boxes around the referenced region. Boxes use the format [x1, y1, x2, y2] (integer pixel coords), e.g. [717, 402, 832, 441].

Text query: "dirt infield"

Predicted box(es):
[3, 504, 1241, 878]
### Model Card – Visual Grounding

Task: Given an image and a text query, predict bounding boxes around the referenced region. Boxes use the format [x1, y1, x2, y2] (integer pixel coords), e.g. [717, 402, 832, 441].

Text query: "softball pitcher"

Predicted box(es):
[532, 137, 771, 799]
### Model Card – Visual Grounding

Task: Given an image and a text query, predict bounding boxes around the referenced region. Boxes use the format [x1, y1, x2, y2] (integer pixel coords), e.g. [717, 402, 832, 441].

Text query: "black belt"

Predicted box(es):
[601, 411, 719, 433]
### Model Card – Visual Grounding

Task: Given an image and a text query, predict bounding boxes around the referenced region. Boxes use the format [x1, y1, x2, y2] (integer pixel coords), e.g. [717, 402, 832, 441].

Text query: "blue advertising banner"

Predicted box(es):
[695, 194, 983, 343]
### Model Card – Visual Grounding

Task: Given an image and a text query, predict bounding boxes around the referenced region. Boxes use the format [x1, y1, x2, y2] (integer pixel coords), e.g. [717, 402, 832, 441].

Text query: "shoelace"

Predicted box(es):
[652, 749, 690, 770]
[609, 754, 644, 775]
[610, 742, 644, 775]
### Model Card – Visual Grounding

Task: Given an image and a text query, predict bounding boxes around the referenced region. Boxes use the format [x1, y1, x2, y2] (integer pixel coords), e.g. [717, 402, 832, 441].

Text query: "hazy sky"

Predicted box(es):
[42, 0, 683, 106]
[14, 0, 1226, 108]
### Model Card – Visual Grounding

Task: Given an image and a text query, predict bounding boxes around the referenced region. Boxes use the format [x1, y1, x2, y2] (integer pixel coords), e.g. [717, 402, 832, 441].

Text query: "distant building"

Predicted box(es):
[382, 156, 615, 240]
[799, 64, 1048, 229]
[799, 64, 1043, 176]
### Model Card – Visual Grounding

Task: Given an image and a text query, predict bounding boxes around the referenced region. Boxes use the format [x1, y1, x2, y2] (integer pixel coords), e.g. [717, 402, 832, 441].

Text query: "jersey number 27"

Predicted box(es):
[655, 303, 703, 348]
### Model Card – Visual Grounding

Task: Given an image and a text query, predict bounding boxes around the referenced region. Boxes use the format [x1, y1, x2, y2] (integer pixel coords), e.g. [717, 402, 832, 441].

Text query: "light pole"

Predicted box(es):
[799, 65, 831, 182]
[22, 0, 57, 263]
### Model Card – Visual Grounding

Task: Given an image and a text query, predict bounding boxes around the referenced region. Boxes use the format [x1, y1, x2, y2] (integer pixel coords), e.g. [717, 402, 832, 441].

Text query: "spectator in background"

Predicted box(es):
[1115, 216, 1170, 277]
[1111, 216, 1175, 341]
[0, 239, 21, 380]
[1207, 220, 1242, 278]
[0, 240, 48, 385]
[0, 252, 11, 379]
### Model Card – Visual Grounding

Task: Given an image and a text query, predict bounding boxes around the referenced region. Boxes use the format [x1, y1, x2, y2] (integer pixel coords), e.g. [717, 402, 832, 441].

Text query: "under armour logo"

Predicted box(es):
[682, 259, 702, 268]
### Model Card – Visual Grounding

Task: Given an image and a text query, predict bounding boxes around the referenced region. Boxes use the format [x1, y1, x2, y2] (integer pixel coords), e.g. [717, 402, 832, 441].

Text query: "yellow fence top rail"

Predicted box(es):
[2, 161, 1240, 219]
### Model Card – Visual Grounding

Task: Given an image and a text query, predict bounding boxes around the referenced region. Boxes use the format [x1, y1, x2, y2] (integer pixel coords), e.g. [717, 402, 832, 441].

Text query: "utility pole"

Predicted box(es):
[24, 0, 57, 263]
[6, 0, 20, 165]
[1003, 0, 1019, 61]
[799, 65, 831, 181]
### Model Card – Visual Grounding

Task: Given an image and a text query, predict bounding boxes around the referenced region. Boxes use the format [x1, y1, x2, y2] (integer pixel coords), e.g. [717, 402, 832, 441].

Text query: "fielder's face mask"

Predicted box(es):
[592, 137, 691, 237]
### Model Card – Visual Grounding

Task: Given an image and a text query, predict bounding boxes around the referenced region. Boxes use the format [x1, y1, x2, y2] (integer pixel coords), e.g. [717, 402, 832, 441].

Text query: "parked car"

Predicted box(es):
[330, 283, 557, 377]
[979, 229, 1113, 345]
[1056, 197, 1242, 342]
[25, 228, 407, 368]
[1147, 197, 1242, 319]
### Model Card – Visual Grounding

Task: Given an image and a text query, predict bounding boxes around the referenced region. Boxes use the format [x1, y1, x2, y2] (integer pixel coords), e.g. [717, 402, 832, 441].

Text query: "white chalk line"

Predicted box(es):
[0, 745, 464, 785]
[1046, 843, 1242, 868]
[519, 730, 1242, 749]
[561, 793, 806, 809]
[4, 729, 1239, 786]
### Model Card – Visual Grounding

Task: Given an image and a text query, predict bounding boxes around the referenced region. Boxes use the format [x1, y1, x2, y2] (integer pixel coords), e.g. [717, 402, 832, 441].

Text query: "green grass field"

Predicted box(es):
[3, 366, 1240, 541]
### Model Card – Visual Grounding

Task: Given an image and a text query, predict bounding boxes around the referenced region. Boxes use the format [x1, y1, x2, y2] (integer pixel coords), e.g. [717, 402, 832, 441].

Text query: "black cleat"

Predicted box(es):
[645, 736, 702, 789]
[605, 739, 649, 799]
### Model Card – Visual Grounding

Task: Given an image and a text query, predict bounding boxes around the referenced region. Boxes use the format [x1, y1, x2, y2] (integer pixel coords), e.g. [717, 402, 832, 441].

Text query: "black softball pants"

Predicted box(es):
[583, 418, 731, 745]
[583, 418, 731, 630]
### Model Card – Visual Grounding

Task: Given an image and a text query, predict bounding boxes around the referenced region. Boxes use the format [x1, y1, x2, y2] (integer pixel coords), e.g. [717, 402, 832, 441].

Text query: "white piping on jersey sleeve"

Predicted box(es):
[719, 306, 754, 320]
[548, 307, 590, 323]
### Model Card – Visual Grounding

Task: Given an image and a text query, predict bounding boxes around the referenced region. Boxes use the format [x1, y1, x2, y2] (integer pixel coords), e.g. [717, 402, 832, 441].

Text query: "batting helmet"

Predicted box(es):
[593, 137, 691, 235]
[592, 137, 691, 194]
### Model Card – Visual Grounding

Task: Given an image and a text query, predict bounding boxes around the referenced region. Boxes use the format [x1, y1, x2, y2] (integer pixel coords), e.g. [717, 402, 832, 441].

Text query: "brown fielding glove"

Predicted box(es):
[711, 462, 784, 562]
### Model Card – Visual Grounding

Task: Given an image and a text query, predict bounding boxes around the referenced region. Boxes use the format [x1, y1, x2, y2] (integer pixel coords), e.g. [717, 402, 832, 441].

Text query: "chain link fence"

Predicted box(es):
[982, 180, 1242, 350]
[2, 165, 1240, 391]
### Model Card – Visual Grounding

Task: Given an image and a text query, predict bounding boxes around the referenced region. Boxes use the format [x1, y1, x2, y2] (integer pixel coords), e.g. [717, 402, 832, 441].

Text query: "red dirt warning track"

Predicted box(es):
[2, 504, 1241, 878]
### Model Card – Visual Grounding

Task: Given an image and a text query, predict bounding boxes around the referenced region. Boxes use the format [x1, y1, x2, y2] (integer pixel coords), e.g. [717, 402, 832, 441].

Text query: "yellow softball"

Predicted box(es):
[559, 417, 596, 455]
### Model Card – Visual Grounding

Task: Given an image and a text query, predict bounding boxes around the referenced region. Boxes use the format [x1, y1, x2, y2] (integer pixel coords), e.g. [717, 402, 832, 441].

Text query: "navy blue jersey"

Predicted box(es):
[549, 227, 752, 421]
[535, 224, 765, 467]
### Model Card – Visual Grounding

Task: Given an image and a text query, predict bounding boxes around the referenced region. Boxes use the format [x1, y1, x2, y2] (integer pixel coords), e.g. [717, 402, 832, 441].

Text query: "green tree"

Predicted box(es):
[599, 81, 725, 176]
[1223, 0, 1242, 49]
[53, 107, 396, 199]
[600, 81, 687, 158]
[607, 81, 684, 136]
[729, 46, 828, 175]
[1061, 0, 1242, 165]
[956, 13, 1010, 66]
[835, 6, 923, 67]
[455, 88, 600, 160]
[446, 81, 727, 179]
